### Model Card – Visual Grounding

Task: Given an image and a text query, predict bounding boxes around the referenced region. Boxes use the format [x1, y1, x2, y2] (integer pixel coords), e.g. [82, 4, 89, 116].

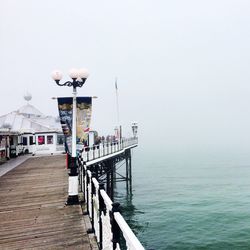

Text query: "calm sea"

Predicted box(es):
[114, 147, 250, 250]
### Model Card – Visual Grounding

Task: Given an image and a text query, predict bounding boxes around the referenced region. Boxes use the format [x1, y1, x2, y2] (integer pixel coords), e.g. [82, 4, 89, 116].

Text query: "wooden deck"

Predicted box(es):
[0, 155, 94, 249]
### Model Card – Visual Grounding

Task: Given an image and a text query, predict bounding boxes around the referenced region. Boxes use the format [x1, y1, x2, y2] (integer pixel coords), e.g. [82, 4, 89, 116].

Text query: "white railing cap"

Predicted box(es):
[87, 170, 92, 177]
[114, 212, 145, 250]
[92, 178, 99, 189]
[100, 189, 113, 210]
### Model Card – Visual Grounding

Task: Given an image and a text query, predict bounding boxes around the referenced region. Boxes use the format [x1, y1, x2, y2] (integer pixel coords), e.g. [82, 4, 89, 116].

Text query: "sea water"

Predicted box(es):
[114, 147, 250, 250]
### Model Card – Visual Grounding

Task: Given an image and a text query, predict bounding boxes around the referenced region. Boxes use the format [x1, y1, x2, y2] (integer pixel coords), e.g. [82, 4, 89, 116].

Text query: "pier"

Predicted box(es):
[0, 155, 95, 249]
[0, 68, 143, 249]
[0, 138, 144, 249]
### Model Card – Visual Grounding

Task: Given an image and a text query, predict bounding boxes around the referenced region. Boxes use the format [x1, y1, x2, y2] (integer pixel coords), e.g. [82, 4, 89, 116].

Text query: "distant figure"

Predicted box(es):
[95, 136, 101, 145]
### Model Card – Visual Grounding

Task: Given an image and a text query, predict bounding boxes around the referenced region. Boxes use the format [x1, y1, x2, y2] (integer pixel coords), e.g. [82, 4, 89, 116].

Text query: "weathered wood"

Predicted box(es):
[0, 155, 93, 249]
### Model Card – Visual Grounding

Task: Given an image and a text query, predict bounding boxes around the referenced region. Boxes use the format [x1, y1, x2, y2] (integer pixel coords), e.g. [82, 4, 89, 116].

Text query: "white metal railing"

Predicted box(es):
[114, 213, 144, 250]
[81, 170, 144, 250]
[81, 138, 138, 163]
[99, 189, 113, 249]
[78, 138, 144, 250]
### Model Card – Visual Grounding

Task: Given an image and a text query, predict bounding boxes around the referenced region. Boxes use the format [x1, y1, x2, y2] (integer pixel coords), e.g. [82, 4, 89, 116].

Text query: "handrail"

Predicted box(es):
[100, 189, 113, 211]
[114, 212, 144, 250]
[81, 137, 138, 163]
[93, 176, 144, 250]
[78, 143, 144, 250]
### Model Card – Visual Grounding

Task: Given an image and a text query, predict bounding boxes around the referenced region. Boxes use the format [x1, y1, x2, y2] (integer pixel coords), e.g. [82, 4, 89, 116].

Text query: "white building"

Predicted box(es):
[0, 95, 64, 160]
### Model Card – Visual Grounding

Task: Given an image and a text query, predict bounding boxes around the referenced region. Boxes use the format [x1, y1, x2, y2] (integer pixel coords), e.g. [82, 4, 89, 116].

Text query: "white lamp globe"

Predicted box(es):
[24, 92, 32, 102]
[78, 68, 89, 79]
[51, 70, 63, 81]
[69, 68, 79, 79]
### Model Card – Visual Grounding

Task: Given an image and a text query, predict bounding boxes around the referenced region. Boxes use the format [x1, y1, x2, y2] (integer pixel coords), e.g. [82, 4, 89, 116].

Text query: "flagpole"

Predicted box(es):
[115, 77, 120, 125]
[115, 77, 122, 141]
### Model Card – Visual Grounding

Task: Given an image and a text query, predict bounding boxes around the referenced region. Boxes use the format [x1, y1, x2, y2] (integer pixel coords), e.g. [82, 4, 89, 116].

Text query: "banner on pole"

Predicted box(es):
[76, 97, 92, 144]
[57, 97, 92, 155]
[57, 97, 73, 154]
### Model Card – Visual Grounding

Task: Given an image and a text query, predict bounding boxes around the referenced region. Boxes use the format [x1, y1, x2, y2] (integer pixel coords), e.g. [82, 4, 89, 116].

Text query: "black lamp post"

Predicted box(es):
[52, 68, 89, 205]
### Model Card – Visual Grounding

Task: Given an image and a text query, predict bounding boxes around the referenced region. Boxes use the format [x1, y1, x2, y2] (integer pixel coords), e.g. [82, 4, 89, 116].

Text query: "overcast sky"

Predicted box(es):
[1, 0, 250, 152]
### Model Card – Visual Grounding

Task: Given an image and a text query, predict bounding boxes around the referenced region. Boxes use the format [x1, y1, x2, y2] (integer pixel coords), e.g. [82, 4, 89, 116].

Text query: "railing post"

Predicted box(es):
[79, 164, 83, 192]
[99, 183, 106, 249]
[86, 169, 90, 214]
[91, 172, 96, 232]
[82, 164, 86, 202]
[110, 202, 121, 250]
[77, 153, 83, 192]
[87, 147, 89, 162]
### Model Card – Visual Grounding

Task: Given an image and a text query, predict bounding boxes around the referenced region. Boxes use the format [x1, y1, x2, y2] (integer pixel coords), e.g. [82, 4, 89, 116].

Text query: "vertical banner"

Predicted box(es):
[76, 97, 92, 144]
[57, 97, 92, 155]
[57, 98, 73, 154]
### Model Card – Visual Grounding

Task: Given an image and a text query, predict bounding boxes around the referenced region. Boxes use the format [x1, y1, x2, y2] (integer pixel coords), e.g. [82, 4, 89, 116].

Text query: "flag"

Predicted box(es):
[115, 78, 118, 90]
[84, 127, 90, 133]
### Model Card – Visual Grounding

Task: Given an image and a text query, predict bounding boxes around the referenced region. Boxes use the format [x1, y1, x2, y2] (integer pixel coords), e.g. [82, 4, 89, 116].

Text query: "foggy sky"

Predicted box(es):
[1, 0, 250, 151]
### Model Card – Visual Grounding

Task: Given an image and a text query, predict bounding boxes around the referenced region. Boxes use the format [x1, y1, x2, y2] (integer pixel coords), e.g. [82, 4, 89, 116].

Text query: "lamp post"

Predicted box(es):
[52, 68, 89, 205]
[131, 122, 138, 138]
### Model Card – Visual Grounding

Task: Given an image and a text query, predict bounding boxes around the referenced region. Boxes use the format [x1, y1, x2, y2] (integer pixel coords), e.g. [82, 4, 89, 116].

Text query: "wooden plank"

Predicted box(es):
[0, 155, 93, 249]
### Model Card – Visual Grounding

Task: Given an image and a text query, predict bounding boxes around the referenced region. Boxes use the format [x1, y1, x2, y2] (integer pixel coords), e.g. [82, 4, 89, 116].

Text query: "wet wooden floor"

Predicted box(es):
[0, 155, 93, 249]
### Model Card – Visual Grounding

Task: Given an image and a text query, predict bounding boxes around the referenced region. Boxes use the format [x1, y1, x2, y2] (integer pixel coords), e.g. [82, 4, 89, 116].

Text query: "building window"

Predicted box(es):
[57, 134, 64, 145]
[29, 136, 33, 145]
[47, 135, 53, 145]
[23, 137, 28, 146]
[10, 136, 13, 146]
[38, 136, 45, 145]
[0, 136, 6, 148]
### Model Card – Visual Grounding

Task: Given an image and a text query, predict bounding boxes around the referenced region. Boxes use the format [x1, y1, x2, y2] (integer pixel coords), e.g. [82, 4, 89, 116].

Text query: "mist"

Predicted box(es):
[1, 0, 250, 152]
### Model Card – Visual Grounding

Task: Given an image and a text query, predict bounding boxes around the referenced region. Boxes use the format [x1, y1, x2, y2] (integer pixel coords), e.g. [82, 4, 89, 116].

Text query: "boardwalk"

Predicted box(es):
[0, 155, 95, 249]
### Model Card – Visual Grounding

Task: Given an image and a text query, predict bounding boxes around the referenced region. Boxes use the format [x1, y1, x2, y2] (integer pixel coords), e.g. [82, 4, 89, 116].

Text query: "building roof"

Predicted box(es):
[17, 103, 44, 117]
[0, 103, 62, 134]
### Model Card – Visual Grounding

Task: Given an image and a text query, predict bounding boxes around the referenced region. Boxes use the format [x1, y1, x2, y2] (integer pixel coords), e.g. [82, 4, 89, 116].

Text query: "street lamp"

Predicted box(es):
[52, 68, 89, 205]
[131, 122, 138, 138]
